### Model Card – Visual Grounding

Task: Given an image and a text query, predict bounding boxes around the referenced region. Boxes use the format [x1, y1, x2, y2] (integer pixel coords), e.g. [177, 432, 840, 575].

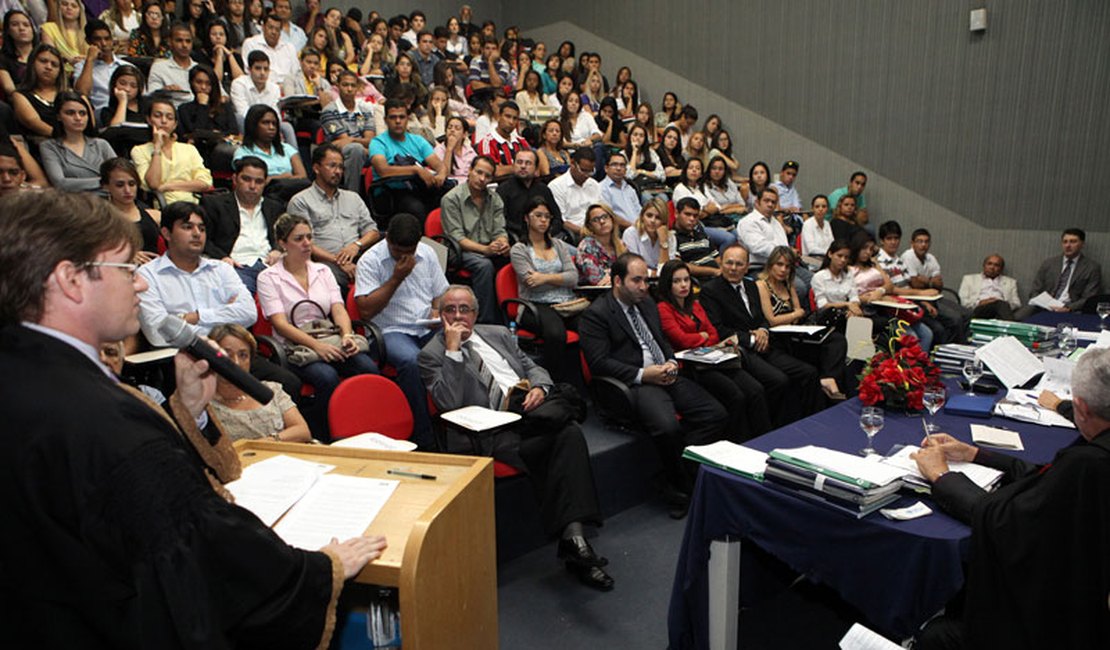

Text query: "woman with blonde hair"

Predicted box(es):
[40, 0, 87, 71]
[621, 197, 676, 272]
[576, 203, 627, 286]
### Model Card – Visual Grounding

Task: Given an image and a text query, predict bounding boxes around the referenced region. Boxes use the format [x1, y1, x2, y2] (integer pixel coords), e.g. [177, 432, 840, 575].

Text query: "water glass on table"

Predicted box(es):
[962, 359, 984, 395]
[859, 406, 884, 456]
[1098, 302, 1110, 330]
[923, 385, 946, 433]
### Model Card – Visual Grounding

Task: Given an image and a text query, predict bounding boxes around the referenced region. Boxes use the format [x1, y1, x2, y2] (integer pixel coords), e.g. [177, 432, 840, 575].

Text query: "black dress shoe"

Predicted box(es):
[557, 536, 608, 567]
[668, 501, 690, 520]
[567, 563, 615, 591]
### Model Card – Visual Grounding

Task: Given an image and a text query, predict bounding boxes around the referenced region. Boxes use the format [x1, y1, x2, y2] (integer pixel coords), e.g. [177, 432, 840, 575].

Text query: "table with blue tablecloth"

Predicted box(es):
[1022, 310, 1101, 331]
[666, 378, 1079, 650]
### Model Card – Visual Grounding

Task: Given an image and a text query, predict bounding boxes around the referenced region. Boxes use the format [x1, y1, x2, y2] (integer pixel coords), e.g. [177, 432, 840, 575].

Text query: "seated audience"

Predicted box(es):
[580, 253, 728, 517]
[667, 104, 697, 149]
[757, 245, 849, 400]
[72, 20, 124, 113]
[705, 156, 746, 223]
[368, 97, 449, 225]
[207, 323, 312, 443]
[467, 35, 510, 97]
[231, 104, 307, 185]
[656, 259, 771, 441]
[99, 64, 144, 127]
[0, 138, 47, 195]
[146, 22, 197, 107]
[100, 157, 159, 263]
[39, 91, 114, 192]
[537, 118, 571, 177]
[621, 198, 676, 272]
[829, 193, 864, 243]
[0, 10, 38, 99]
[911, 347, 1110, 650]
[741, 161, 770, 211]
[548, 146, 601, 238]
[811, 238, 864, 318]
[198, 156, 282, 293]
[701, 244, 820, 425]
[559, 91, 600, 151]
[901, 227, 966, 342]
[11, 44, 65, 141]
[958, 254, 1022, 321]
[770, 160, 803, 214]
[800, 194, 833, 258]
[127, 1, 170, 57]
[132, 98, 212, 204]
[672, 196, 721, 278]
[682, 130, 707, 169]
[598, 151, 639, 228]
[595, 96, 627, 150]
[828, 170, 869, 227]
[1015, 227, 1103, 319]
[708, 129, 740, 177]
[674, 156, 733, 252]
[419, 285, 614, 590]
[176, 64, 239, 168]
[240, 12, 298, 85]
[384, 52, 428, 106]
[440, 155, 508, 323]
[286, 143, 379, 296]
[257, 213, 379, 437]
[876, 221, 947, 346]
[576, 203, 626, 286]
[354, 213, 448, 449]
[193, 19, 244, 91]
[849, 231, 929, 346]
[40, 0, 87, 73]
[230, 50, 299, 146]
[434, 114, 478, 183]
[497, 148, 564, 243]
[319, 69, 373, 193]
[624, 123, 666, 202]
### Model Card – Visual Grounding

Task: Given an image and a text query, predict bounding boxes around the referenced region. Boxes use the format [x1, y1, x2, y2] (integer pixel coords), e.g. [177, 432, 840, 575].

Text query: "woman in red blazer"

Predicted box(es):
[655, 260, 772, 441]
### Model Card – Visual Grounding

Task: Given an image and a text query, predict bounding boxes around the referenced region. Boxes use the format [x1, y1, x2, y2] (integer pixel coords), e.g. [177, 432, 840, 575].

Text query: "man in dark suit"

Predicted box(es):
[418, 285, 613, 591]
[198, 156, 284, 295]
[1015, 227, 1103, 320]
[700, 244, 820, 425]
[0, 190, 384, 647]
[578, 253, 728, 515]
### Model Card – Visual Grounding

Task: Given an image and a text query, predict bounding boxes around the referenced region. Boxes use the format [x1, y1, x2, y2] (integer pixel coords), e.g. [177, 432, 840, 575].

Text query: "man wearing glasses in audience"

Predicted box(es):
[549, 147, 602, 239]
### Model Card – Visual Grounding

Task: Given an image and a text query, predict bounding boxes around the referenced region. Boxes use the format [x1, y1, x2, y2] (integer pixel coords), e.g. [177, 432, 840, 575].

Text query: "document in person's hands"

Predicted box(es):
[880, 445, 1003, 492]
[675, 347, 739, 364]
[440, 405, 522, 431]
[682, 440, 768, 481]
[273, 475, 399, 551]
[839, 622, 903, 650]
[769, 445, 905, 489]
[976, 335, 1044, 388]
[1034, 357, 1074, 397]
[1028, 291, 1065, 310]
[226, 454, 336, 526]
[970, 424, 1024, 450]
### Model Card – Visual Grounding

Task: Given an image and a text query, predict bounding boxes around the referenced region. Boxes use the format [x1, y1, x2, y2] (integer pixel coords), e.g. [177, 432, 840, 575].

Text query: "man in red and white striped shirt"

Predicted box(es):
[477, 100, 529, 178]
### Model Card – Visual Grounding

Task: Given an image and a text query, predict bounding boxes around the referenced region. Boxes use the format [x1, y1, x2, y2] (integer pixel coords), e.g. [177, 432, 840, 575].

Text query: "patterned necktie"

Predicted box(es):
[1053, 258, 1074, 300]
[627, 306, 665, 365]
[464, 340, 503, 410]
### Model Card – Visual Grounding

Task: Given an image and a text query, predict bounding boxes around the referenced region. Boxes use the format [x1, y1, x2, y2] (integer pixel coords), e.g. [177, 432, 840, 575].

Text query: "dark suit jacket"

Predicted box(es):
[418, 324, 552, 413]
[199, 192, 283, 260]
[1029, 253, 1102, 311]
[578, 290, 676, 385]
[699, 276, 769, 350]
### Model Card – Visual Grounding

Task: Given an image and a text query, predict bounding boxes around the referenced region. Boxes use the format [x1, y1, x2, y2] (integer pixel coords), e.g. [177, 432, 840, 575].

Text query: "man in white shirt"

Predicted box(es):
[598, 152, 638, 229]
[548, 147, 601, 238]
[901, 227, 968, 342]
[270, 0, 306, 51]
[241, 13, 299, 86]
[959, 254, 1022, 321]
[146, 23, 196, 107]
[230, 50, 298, 145]
[739, 186, 811, 300]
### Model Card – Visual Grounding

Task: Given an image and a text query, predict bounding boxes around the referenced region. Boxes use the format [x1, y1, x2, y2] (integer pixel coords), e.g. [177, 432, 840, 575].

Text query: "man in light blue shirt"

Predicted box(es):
[72, 20, 124, 112]
[598, 152, 640, 229]
[827, 170, 869, 226]
[355, 214, 449, 448]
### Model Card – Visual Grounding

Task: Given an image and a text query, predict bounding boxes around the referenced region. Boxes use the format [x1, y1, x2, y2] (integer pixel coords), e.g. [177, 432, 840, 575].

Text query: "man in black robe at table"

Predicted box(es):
[912, 346, 1110, 650]
[0, 190, 386, 648]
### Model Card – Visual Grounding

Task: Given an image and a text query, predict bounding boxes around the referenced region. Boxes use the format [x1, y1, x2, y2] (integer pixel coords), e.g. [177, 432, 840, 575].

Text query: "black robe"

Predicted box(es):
[931, 433, 1110, 649]
[0, 325, 342, 649]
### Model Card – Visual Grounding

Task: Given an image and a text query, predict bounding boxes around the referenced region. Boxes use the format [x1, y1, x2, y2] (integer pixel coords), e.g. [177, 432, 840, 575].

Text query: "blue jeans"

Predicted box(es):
[293, 352, 379, 439]
[383, 330, 436, 449]
[911, 321, 934, 351]
[705, 226, 735, 252]
[234, 259, 266, 295]
[460, 251, 501, 324]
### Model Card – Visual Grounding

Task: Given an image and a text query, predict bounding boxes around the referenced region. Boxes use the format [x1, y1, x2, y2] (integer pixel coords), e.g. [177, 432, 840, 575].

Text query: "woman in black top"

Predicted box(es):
[192, 18, 243, 93]
[0, 10, 38, 100]
[177, 64, 237, 170]
[100, 64, 146, 126]
[101, 156, 161, 262]
[11, 44, 66, 141]
[654, 124, 685, 188]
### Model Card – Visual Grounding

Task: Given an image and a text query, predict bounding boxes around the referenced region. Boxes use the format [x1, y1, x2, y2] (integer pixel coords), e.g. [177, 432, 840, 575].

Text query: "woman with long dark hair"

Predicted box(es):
[100, 156, 161, 263]
[576, 204, 626, 286]
[656, 258, 771, 441]
[654, 91, 681, 139]
[128, 1, 171, 57]
[11, 44, 66, 139]
[232, 104, 306, 180]
[40, 91, 114, 191]
[536, 118, 570, 177]
[193, 18, 243, 91]
[848, 232, 934, 350]
[177, 64, 238, 167]
[100, 64, 145, 126]
[432, 115, 476, 182]
[708, 129, 740, 177]
[0, 10, 39, 98]
[132, 97, 212, 204]
[384, 52, 427, 105]
[653, 124, 684, 187]
[742, 160, 770, 211]
[559, 91, 600, 150]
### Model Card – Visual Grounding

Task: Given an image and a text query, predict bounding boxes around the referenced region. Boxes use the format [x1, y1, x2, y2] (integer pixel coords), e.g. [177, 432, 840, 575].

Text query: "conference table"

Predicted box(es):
[666, 377, 1079, 650]
[1023, 310, 1101, 331]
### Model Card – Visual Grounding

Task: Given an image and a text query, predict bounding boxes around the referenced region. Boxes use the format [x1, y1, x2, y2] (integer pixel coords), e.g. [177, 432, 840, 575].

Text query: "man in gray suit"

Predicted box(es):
[418, 285, 613, 591]
[1015, 228, 1102, 320]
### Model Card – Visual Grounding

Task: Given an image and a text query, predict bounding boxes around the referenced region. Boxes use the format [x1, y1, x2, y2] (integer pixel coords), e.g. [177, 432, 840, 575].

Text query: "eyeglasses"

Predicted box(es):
[441, 304, 475, 315]
[82, 261, 140, 279]
[588, 214, 611, 224]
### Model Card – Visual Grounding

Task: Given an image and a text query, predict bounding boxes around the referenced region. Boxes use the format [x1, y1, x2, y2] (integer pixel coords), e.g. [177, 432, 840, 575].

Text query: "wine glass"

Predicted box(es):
[1098, 302, 1110, 331]
[962, 359, 983, 395]
[859, 406, 884, 456]
[923, 385, 946, 432]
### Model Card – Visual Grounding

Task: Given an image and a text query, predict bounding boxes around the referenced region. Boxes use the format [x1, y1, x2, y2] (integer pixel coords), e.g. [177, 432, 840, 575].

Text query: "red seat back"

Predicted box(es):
[252, 296, 273, 337]
[495, 264, 520, 321]
[424, 207, 444, 238]
[328, 375, 413, 440]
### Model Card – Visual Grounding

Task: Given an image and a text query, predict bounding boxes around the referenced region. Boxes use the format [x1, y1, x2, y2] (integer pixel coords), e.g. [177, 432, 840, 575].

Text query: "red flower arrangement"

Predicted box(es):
[858, 332, 940, 411]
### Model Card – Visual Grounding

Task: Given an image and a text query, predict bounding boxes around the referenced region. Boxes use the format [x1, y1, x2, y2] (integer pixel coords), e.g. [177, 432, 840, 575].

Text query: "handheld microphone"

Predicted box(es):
[157, 316, 275, 404]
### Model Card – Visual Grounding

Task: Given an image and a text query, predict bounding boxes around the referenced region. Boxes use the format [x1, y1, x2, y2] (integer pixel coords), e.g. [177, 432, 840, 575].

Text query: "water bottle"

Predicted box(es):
[509, 320, 518, 339]
[366, 587, 401, 648]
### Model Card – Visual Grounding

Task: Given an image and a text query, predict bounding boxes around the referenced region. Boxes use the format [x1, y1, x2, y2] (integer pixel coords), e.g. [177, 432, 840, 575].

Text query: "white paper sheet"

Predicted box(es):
[995, 397, 1076, 429]
[976, 336, 1044, 388]
[839, 622, 903, 650]
[226, 455, 336, 526]
[331, 432, 418, 452]
[683, 441, 768, 477]
[882, 446, 1003, 490]
[1028, 291, 1065, 310]
[1092, 330, 1110, 349]
[1035, 357, 1075, 397]
[970, 424, 1024, 450]
[273, 475, 399, 551]
[440, 405, 522, 432]
[769, 324, 827, 335]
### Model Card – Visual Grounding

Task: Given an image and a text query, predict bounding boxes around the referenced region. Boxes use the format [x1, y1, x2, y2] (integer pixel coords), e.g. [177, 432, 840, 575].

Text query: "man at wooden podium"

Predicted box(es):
[0, 190, 385, 648]
[418, 285, 615, 591]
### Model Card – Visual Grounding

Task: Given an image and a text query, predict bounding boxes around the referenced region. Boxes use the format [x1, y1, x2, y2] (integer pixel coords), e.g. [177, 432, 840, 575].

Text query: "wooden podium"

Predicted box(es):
[234, 440, 498, 649]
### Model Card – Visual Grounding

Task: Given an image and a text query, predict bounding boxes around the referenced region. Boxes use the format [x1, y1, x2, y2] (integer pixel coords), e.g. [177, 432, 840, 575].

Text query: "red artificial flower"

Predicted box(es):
[906, 389, 925, 411]
[859, 375, 883, 405]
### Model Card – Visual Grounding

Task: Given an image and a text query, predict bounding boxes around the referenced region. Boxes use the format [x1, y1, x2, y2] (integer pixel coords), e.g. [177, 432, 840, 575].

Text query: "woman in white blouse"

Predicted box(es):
[620, 198, 676, 272]
[559, 91, 601, 150]
[672, 157, 732, 251]
[810, 238, 864, 316]
[800, 194, 834, 258]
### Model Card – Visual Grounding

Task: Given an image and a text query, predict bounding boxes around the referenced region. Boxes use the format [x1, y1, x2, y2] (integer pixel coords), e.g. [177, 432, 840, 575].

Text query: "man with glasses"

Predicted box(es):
[440, 156, 508, 324]
[419, 285, 615, 591]
[549, 147, 602, 238]
[496, 149, 565, 243]
[598, 151, 639, 229]
[287, 143, 380, 297]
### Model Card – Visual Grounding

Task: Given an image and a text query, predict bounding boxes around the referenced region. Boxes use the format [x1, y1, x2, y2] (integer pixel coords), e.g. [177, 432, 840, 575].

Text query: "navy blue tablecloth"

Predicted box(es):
[1023, 311, 1101, 331]
[666, 378, 1079, 649]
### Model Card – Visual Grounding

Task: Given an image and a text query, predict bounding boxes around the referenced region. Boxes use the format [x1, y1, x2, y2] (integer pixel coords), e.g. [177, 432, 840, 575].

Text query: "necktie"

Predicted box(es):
[627, 306, 665, 365]
[464, 341, 503, 410]
[1053, 259, 1074, 300]
[736, 284, 751, 316]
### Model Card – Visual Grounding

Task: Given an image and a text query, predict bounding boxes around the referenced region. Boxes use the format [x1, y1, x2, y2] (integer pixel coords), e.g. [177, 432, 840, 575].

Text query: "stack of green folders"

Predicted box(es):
[764, 446, 905, 518]
[968, 319, 1056, 352]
